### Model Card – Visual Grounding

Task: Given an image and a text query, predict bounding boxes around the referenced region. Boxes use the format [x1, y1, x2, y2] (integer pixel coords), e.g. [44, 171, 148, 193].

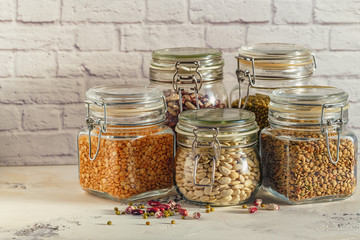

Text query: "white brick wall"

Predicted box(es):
[0, 0, 360, 165]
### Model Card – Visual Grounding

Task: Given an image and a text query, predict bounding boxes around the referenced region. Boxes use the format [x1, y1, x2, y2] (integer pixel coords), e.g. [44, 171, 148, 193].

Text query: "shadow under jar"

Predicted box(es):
[78, 85, 175, 202]
[230, 43, 316, 130]
[175, 108, 260, 206]
[261, 86, 357, 204]
[149, 47, 228, 130]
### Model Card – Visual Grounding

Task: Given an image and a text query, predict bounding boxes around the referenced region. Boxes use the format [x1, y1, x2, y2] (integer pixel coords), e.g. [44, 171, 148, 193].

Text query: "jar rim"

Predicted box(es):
[270, 86, 348, 106]
[152, 47, 222, 61]
[85, 85, 166, 126]
[238, 43, 312, 60]
[176, 109, 259, 137]
[268, 86, 349, 127]
[86, 85, 163, 105]
[236, 43, 315, 82]
[150, 47, 224, 83]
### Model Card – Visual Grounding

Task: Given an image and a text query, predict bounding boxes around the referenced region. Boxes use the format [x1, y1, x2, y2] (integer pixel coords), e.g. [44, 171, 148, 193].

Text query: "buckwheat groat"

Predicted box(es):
[261, 130, 356, 202]
[261, 86, 357, 204]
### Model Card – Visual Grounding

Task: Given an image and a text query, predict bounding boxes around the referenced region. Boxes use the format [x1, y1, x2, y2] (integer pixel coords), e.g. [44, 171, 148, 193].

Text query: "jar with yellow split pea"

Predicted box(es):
[230, 43, 316, 130]
[77, 85, 175, 201]
[261, 86, 357, 204]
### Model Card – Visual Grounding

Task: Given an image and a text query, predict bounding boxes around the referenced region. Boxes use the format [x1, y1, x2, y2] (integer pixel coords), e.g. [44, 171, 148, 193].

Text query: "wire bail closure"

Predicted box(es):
[235, 55, 256, 109]
[191, 127, 221, 187]
[320, 103, 345, 164]
[172, 61, 203, 112]
[85, 100, 108, 161]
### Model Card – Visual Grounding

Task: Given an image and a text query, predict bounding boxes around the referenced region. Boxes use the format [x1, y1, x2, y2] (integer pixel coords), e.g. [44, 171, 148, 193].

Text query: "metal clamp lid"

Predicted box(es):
[320, 103, 346, 164]
[235, 50, 317, 109]
[85, 100, 107, 161]
[235, 55, 256, 109]
[191, 127, 221, 187]
[172, 61, 203, 112]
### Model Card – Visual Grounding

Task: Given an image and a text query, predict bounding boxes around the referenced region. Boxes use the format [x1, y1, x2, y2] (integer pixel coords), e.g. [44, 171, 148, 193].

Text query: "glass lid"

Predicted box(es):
[270, 86, 348, 106]
[179, 108, 254, 127]
[86, 85, 163, 104]
[176, 109, 259, 136]
[268, 86, 349, 127]
[85, 85, 166, 125]
[238, 43, 313, 60]
[152, 47, 222, 62]
[150, 47, 224, 83]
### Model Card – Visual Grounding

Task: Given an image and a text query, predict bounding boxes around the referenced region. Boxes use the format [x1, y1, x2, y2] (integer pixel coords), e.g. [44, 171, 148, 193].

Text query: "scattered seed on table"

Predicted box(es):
[210, 208, 215, 212]
[168, 201, 176, 209]
[193, 212, 201, 219]
[131, 209, 144, 215]
[205, 204, 211, 209]
[181, 216, 186, 219]
[146, 221, 150, 225]
[147, 200, 162, 207]
[264, 203, 280, 211]
[206, 209, 210, 213]
[115, 211, 120, 215]
[242, 204, 247, 209]
[253, 199, 262, 206]
[178, 209, 188, 217]
[114, 207, 118, 211]
[171, 220, 175, 224]
[248, 206, 257, 214]
[107, 221, 112, 225]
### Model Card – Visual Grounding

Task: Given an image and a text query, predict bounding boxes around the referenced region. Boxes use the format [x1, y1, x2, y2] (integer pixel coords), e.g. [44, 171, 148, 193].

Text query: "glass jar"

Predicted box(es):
[175, 108, 260, 206]
[78, 85, 175, 201]
[261, 86, 357, 204]
[230, 43, 316, 130]
[150, 47, 228, 130]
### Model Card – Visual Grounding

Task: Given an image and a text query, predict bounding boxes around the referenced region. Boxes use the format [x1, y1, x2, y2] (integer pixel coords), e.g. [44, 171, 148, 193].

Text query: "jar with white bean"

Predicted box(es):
[175, 108, 260, 206]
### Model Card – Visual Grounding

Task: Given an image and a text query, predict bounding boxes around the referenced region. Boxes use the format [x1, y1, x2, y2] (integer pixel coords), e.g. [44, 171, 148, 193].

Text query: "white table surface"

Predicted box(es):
[0, 165, 359, 240]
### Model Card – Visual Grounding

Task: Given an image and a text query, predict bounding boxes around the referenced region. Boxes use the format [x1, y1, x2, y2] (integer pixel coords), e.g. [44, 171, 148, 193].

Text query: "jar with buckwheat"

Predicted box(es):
[261, 86, 357, 204]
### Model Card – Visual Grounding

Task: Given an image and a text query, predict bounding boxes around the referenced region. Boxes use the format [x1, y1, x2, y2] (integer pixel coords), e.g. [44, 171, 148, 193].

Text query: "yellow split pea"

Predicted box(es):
[79, 126, 174, 200]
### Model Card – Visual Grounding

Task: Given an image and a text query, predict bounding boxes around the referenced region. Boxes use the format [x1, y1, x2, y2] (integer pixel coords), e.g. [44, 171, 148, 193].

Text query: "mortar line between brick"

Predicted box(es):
[187, 0, 190, 23]
[13, 0, 18, 23]
[60, 0, 63, 25]
[271, 0, 275, 24]
[312, 0, 315, 24]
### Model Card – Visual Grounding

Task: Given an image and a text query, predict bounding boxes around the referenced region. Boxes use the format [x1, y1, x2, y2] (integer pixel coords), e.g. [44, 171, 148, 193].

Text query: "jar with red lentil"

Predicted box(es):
[230, 43, 316, 130]
[78, 85, 175, 201]
[261, 86, 357, 204]
[149, 47, 228, 130]
[175, 108, 260, 206]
